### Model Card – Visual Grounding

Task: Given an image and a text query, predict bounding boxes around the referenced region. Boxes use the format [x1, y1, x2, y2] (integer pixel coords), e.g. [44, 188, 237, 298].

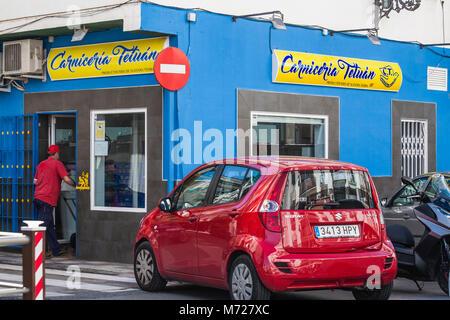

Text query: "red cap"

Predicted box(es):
[48, 145, 61, 154]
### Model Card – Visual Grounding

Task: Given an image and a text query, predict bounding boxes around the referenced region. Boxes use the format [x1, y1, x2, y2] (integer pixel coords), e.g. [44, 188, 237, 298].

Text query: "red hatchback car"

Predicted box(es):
[134, 157, 397, 300]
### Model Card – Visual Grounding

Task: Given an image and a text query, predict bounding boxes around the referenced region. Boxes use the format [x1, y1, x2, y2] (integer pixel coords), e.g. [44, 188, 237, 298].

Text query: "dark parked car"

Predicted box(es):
[381, 172, 450, 244]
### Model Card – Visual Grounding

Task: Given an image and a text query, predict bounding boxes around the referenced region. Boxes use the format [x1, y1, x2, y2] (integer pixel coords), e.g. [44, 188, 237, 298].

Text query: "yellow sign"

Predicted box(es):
[95, 121, 105, 141]
[76, 172, 90, 190]
[47, 37, 169, 80]
[272, 50, 402, 92]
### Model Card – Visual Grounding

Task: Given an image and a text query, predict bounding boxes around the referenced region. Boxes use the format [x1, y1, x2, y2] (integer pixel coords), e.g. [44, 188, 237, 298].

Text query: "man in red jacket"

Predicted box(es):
[33, 145, 76, 257]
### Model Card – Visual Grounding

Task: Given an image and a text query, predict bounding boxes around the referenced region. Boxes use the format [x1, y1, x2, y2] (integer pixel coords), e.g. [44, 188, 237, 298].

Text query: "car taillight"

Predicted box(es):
[258, 200, 281, 232]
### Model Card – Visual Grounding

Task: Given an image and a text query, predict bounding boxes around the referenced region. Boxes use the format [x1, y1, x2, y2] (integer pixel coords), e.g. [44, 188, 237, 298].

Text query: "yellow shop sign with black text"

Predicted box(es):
[47, 37, 169, 80]
[272, 49, 402, 92]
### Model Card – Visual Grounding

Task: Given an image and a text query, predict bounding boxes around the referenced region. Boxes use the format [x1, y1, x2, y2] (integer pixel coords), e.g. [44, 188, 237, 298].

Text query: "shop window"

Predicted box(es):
[91, 109, 146, 212]
[251, 113, 327, 158]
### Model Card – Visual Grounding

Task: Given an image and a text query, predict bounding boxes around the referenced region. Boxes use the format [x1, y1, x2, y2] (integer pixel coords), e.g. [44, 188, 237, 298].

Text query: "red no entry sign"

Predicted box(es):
[154, 47, 190, 91]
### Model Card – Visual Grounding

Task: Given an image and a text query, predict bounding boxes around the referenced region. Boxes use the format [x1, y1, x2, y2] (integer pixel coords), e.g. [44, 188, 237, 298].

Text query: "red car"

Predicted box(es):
[134, 157, 397, 300]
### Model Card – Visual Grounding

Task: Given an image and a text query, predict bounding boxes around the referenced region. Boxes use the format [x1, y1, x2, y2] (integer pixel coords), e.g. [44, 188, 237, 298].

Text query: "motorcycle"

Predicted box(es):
[386, 174, 450, 295]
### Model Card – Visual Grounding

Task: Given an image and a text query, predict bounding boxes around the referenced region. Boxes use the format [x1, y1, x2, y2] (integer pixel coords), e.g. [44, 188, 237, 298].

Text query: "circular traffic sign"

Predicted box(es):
[154, 47, 190, 91]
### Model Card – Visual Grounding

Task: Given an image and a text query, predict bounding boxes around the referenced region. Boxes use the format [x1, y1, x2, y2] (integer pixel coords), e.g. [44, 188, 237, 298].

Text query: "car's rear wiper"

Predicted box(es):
[322, 202, 341, 207]
[306, 202, 340, 209]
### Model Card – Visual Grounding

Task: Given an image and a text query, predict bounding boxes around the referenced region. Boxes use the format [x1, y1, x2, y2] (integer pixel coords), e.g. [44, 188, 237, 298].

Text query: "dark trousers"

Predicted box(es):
[34, 199, 61, 256]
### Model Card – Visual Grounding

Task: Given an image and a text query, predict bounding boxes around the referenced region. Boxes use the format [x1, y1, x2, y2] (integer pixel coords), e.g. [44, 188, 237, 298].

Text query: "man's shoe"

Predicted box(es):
[54, 248, 67, 257]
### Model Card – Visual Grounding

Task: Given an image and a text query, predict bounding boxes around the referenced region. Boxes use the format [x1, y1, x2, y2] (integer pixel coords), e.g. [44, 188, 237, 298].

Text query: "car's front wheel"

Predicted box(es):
[351, 281, 393, 300]
[134, 241, 167, 291]
[228, 255, 271, 300]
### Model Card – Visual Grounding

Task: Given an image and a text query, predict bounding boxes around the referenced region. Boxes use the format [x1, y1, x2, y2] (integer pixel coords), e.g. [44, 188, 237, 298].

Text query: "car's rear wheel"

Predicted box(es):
[228, 255, 271, 300]
[134, 241, 167, 291]
[352, 281, 393, 300]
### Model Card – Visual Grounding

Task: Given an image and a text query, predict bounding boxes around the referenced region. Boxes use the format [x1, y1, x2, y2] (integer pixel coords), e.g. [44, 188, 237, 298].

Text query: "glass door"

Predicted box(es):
[50, 114, 77, 244]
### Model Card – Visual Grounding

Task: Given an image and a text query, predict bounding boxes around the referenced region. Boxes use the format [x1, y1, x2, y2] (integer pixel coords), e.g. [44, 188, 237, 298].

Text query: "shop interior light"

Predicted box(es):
[232, 11, 286, 30]
[71, 26, 88, 42]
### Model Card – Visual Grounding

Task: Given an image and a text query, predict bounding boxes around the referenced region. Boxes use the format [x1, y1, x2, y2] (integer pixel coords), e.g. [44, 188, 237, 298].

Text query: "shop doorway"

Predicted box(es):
[38, 112, 77, 250]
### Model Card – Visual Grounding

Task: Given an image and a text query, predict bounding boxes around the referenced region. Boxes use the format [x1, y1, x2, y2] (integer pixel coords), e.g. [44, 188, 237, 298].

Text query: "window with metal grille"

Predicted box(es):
[401, 120, 427, 178]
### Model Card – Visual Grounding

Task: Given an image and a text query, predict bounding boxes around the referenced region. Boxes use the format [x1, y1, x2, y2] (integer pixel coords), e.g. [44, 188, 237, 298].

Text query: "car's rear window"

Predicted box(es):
[281, 170, 375, 210]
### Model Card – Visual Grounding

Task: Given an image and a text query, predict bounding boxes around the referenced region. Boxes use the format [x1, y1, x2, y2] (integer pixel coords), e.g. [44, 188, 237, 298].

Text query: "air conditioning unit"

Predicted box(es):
[2, 39, 43, 76]
[0, 52, 4, 85]
[0, 52, 11, 92]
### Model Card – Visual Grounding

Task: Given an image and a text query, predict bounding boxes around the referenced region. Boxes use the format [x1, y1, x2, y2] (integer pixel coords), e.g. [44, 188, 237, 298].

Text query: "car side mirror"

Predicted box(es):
[380, 198, 388, 207]
[158, 197, 173, 212]
[418, 191, 431, 204]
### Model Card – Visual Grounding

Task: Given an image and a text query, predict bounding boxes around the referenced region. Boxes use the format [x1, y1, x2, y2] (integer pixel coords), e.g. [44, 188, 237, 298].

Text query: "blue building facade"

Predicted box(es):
[0, 3, 448, 262]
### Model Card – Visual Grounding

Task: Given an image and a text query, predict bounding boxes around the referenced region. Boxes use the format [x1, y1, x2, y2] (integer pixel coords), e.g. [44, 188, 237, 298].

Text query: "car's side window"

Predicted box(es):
[175, 166, 217, 210]
[212, 166, 248, 205]
[240, 169, 261, 199]
[392, 185, 416, 206]
[392, 178, 427, 207]
[212, 166, 261, 205]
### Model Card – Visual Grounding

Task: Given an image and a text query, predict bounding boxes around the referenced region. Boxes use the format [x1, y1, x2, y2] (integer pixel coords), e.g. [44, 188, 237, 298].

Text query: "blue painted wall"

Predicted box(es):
[0, 3, 448, 188]
[141, 3, 449, 181]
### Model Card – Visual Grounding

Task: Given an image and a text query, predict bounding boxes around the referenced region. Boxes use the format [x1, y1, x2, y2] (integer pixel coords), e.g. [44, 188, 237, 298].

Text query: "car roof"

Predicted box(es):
[415, 172, 450, 179]
[209, 156, 367, 174]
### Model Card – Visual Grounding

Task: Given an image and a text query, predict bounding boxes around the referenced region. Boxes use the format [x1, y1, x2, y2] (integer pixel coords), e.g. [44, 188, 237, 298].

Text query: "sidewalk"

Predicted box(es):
[0, 248, 134, 277]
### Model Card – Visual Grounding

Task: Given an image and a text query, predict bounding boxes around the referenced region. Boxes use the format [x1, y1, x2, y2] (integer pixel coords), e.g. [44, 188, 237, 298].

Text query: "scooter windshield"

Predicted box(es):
[430, 174, 450, 214]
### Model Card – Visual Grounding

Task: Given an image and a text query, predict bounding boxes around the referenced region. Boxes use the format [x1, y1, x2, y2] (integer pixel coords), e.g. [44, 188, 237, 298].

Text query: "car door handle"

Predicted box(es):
[188, 216, 198, 223]
[403, 214, 410, 220]
[228, 212, 239, 218]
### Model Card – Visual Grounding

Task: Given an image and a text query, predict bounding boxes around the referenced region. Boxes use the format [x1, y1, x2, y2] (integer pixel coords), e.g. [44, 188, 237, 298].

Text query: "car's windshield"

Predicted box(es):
[281, 170, 375, 210]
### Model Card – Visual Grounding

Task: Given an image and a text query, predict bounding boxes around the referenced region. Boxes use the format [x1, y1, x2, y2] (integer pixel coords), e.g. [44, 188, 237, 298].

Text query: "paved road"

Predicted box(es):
[0, 262, 448, 300]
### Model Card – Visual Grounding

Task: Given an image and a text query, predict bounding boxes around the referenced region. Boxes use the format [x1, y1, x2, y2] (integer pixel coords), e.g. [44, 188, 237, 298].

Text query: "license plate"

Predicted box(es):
[314, 224, 360, 239]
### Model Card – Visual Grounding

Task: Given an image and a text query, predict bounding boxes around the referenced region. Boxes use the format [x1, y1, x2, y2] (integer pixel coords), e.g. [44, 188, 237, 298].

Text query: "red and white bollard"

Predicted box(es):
[21, 220, 46, 300]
